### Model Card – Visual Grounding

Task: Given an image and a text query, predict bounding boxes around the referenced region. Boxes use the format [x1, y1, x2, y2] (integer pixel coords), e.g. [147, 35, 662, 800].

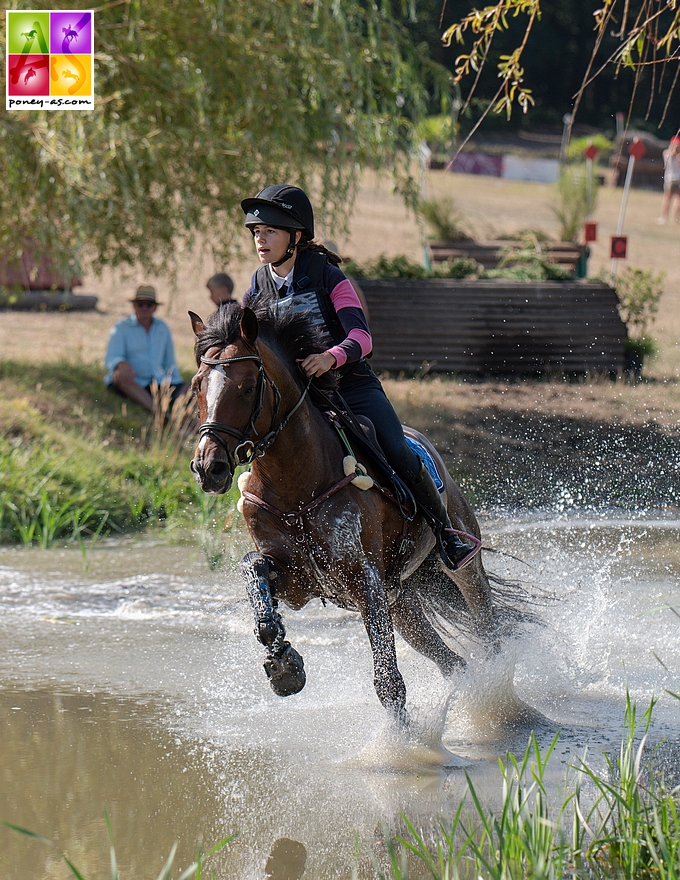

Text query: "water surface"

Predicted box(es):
[1, 514, 679, 878]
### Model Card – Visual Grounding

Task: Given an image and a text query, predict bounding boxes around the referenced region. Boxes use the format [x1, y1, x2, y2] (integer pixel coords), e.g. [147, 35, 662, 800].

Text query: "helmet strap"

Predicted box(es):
[271, 230, 298, 268]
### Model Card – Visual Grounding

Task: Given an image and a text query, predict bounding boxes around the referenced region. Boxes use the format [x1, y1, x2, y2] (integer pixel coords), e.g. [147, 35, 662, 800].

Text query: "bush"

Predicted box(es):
[417, 196, 472, 242]
[615, 267, 664, 340]
[344, 254, 481, 279]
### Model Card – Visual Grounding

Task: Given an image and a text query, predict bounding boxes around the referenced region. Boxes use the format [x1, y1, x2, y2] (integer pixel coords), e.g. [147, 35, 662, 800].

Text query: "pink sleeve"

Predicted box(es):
[329, 278, 362, 310]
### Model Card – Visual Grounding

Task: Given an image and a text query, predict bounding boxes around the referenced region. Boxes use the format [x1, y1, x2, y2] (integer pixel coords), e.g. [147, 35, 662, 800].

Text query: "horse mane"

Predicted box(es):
[194, 302, 339, 392]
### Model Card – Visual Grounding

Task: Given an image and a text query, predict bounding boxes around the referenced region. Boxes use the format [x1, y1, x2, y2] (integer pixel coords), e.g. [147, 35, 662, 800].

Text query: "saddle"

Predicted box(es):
[308, 383, 416, 520]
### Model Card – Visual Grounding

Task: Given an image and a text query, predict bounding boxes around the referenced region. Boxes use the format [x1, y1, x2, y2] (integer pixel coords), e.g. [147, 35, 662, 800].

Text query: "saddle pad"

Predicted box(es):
[405, 436, 445, 493]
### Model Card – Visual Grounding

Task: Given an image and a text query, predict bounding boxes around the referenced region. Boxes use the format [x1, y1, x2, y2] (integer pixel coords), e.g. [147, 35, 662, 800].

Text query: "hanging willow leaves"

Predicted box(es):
[0, 0, 451, 281]
[442, 0, 680, 141]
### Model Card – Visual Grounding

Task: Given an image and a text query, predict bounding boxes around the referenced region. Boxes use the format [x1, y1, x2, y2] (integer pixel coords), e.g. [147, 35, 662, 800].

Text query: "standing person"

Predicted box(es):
[657, 135, 680, 223]
[241, 184, 480, 571]
[207, 272, 238, 308]
[104, 285, 189, 411]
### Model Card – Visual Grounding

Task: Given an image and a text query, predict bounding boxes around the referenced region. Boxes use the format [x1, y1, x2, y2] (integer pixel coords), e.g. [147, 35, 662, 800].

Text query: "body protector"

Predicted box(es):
[252, 251, 346, 352]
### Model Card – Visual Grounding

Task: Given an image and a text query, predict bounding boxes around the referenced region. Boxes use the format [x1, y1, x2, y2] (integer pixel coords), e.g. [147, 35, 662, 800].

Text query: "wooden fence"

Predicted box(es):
[429, 240, 586, 274]
[360, 279, 627, 374]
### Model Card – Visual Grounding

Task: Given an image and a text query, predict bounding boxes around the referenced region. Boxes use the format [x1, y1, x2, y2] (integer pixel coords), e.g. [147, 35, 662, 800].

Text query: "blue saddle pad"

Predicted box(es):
[405, 436, 445, 493]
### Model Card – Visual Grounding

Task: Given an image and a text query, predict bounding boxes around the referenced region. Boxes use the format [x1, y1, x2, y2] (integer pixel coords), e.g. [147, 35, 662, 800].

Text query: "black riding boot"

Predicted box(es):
[409, 462, 480, 570]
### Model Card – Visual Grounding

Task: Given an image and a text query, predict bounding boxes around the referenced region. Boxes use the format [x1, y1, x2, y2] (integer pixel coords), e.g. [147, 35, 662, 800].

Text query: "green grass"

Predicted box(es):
[1, 812, 235, 880]
[385, 691, 680, 880]
[0, 360, 239, 550]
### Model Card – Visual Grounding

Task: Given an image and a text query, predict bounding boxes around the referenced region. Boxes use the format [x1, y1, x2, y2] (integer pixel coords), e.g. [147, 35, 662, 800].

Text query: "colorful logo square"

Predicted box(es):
[50, 54, 92, 97]
[6, 10, 94, 110]
[7, 54, 50, 96]
[50, 12, 92, 54]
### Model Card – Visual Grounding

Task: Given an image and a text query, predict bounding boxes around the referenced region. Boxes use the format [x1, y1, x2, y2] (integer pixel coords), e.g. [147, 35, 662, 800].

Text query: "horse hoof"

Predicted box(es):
[264, 643, 306, 696]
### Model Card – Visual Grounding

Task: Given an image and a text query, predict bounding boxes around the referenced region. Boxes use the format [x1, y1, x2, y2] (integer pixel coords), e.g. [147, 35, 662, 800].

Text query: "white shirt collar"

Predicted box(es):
[269, 264, 294, 290]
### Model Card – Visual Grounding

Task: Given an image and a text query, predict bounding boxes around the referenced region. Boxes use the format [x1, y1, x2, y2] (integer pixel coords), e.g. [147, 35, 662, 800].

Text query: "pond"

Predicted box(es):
[1, 513, 679, 878]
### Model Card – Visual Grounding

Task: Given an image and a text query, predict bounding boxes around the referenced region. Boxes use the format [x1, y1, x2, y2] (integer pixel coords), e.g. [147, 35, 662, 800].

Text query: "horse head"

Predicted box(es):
[189, 306, 265, 494]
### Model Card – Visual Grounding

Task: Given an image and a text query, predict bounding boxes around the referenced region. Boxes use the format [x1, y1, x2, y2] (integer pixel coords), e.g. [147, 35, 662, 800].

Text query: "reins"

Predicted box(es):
[198, 350, 312, 468]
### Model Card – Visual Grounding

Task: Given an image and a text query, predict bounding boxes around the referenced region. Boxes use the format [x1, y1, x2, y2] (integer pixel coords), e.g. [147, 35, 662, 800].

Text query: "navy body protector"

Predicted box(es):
[253, 250, 347, 353]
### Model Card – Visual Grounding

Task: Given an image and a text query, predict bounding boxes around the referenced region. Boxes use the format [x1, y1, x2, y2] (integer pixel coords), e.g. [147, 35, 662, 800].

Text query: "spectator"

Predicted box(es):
[104, 285, 189, 412]
[207, 272, 238, 307]
[657, 135, 680, 223]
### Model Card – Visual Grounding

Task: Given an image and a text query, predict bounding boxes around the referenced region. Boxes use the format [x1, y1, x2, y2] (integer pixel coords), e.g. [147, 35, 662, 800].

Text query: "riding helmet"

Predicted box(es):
[241, 185, 314, 239]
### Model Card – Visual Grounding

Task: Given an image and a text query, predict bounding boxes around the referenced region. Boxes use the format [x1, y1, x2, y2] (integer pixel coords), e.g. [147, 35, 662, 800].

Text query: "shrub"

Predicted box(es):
[417, 196, 472, 242]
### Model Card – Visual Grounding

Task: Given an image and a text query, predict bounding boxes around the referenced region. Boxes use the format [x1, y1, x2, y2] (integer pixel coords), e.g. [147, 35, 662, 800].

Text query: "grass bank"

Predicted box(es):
[0, 360, 237, 552]
[2, 360, 679, 550]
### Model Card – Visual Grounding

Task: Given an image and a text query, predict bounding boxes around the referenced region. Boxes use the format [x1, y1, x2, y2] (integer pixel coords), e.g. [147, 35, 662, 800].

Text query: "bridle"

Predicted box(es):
[197, 350, 312, 471]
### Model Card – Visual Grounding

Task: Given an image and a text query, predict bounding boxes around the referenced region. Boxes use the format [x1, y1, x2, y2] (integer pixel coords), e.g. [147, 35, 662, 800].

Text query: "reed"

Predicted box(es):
[389, 692, 680, 880]
[1, 811, 235, 880]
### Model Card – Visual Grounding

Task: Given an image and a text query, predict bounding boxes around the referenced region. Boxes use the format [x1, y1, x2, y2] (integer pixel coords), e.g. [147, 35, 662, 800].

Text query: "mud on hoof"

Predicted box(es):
[264, 642, 306, 696]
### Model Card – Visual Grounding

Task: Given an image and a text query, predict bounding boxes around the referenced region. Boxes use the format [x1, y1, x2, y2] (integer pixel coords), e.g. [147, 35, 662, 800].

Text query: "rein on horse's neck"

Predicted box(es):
[252, 340, 338, 497]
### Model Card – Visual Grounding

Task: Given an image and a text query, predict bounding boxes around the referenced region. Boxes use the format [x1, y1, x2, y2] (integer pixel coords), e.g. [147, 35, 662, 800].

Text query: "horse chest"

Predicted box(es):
[259, 506, 368, 611]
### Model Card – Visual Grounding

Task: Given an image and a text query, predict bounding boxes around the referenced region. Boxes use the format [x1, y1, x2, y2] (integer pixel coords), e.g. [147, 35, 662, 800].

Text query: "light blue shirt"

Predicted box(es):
[104, 314, 183, 387]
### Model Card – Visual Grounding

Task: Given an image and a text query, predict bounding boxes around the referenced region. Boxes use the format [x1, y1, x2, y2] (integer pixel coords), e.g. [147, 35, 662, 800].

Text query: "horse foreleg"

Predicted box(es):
[355, 564, 408, 725]
[240, 551, 306, 697]
[391, 590, 466, 677]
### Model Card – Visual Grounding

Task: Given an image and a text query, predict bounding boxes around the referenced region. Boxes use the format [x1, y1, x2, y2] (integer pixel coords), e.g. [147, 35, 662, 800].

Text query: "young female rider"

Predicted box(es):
[241, 184, 480, 571]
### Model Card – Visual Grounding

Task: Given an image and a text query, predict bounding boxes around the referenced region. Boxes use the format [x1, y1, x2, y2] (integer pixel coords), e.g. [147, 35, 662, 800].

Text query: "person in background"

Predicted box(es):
[207, 272, 238, 307]
[657, 135, 680, 223]
[104, 285, 189, 411]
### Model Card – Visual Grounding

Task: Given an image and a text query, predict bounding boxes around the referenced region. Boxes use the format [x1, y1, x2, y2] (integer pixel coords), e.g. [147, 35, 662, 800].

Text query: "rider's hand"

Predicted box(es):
[298, 351, 336, 378]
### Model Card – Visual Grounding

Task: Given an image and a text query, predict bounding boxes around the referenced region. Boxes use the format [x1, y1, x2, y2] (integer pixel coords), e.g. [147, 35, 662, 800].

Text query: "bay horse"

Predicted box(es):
[189, 303, 517, 724]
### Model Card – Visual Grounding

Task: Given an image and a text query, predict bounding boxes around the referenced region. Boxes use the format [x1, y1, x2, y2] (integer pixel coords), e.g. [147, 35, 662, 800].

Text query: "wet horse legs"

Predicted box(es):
[391, 589, 467, 677]
[240, 551, 306, 696]
[355, 564, 408, 725]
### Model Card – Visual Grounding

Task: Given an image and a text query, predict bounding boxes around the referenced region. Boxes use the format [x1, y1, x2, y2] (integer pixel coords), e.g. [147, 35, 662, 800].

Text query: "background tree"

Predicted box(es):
[0, 0, 451, 281]
[435, 0, 680, 138]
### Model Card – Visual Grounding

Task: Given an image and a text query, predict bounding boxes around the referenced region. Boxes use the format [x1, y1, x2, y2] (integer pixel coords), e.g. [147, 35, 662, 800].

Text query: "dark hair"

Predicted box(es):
[207, 272, 234, 293]
[296, 237, 342, 267]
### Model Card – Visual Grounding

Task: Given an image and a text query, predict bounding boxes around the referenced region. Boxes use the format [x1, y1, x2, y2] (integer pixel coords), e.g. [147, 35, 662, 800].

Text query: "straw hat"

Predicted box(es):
[130, 284, 161, 304]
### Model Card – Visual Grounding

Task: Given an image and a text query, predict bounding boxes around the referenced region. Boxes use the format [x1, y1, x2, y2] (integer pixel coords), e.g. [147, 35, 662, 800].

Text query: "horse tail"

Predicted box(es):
[405, 552, 545, 647]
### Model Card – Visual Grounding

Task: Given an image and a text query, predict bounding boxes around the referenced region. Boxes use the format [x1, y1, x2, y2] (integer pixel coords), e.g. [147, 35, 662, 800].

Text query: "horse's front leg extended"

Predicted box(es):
[240, 551, 306, 697]
[356, 564, 408, 725]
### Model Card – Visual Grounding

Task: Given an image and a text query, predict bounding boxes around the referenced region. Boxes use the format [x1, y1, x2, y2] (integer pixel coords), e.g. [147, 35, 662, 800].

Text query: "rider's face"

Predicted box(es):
[251, 225, 296, 265]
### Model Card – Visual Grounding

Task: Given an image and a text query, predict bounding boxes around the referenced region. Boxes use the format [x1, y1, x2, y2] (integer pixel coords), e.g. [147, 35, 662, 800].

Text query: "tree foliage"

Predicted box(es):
[440, 0, 680, 137]
[0, 0, 451, 279]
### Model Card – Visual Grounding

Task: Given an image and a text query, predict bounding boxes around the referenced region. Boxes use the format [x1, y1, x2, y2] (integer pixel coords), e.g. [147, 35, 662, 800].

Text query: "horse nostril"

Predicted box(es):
[208, 460, 229, 478]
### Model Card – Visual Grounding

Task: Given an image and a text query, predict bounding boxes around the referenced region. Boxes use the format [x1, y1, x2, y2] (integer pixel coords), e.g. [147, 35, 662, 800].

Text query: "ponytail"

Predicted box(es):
[296, 238, 342, 266]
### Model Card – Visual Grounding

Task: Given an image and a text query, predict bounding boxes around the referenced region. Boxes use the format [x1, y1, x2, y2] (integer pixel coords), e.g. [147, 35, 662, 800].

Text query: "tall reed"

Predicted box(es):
[389, 692, 680, 879]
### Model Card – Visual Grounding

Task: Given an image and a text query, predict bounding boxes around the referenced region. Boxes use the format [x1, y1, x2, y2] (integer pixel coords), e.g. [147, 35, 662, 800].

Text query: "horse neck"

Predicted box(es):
[252, 343, 337, 501]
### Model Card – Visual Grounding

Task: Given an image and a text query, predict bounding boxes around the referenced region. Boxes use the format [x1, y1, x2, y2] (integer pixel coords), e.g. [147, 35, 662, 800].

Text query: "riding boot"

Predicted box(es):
[409, 462, 481, 571]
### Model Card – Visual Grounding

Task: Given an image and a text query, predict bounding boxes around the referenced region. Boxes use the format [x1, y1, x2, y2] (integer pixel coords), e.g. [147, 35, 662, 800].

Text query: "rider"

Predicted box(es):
[241, 184, 480, 571]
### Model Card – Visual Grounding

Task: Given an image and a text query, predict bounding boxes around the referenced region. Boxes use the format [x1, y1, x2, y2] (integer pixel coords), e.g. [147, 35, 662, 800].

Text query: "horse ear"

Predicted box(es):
[188, 311, 206, 336]
[240, 307, 259, 346]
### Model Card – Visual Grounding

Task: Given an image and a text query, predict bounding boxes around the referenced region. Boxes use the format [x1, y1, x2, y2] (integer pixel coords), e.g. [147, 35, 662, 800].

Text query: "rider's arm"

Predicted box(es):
[324, 265, 372, 368]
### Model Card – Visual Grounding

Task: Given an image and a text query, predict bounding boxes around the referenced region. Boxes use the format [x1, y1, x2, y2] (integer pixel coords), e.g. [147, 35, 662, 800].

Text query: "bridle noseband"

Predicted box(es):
[197, 350, 311, 470]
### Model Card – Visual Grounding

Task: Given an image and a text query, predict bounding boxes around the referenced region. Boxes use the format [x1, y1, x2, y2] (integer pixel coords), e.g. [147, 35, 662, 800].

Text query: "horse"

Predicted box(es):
[189, 303, 520, 725]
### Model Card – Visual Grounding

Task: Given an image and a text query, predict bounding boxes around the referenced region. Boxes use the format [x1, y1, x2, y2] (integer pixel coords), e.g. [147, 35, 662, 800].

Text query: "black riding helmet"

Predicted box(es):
[241, 184, 314, 267]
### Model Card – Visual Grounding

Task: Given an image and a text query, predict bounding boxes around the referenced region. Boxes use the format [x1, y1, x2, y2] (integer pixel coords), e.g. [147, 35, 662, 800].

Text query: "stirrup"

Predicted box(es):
[438, 529, 482, 572]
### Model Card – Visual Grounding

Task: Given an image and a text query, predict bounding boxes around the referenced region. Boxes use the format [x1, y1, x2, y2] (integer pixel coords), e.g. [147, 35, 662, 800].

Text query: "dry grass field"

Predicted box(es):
[1, 168, 678, 511]
[1, 168, 678, 375]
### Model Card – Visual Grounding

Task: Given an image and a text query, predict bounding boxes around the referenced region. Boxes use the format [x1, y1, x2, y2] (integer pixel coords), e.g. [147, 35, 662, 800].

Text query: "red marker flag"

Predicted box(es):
[610, 236, 627, 259]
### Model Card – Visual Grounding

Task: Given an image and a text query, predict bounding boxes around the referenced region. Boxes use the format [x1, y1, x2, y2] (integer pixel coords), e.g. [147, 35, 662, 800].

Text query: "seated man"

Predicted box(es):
[206, 272, 238, 308]
[104, 285, 189, 411]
